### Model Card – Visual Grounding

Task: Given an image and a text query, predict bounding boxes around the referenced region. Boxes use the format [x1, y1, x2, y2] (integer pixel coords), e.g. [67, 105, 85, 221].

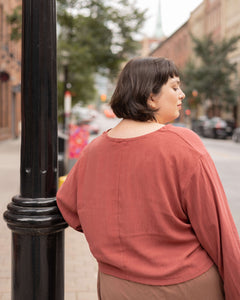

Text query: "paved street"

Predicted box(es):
[0, 118, 239, 299]
[201, 137, 240, 233]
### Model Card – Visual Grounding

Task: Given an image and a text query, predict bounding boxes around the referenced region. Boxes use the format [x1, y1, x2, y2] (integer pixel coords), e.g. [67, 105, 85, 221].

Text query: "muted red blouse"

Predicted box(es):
[57, 124, 240, 300]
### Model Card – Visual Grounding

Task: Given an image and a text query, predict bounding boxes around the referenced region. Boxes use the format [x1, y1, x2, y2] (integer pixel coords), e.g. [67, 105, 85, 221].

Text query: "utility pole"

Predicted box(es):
[4, 1, 67, 299]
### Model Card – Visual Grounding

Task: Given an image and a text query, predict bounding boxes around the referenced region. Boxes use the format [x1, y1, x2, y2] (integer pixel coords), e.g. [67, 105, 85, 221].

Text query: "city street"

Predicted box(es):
[0, 115, 239, 300]
[201, 137, 240, 233]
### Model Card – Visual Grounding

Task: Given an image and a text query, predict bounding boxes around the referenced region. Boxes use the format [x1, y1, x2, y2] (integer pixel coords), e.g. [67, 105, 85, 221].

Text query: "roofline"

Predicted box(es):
[149, 20, 189, 56]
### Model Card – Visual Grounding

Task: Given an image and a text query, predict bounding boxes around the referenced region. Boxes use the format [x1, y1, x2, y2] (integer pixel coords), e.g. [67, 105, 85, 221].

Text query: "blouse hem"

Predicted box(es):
[98, 261, 214, 286]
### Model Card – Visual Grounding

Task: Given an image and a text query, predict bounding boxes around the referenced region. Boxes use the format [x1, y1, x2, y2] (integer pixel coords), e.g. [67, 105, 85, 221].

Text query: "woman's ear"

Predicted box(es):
[147, 94, 156, 109]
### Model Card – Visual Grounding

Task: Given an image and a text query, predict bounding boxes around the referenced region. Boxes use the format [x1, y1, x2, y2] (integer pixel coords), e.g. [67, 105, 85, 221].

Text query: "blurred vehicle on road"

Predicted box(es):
[172, 122, 187, 127]
[225, 119, 236, 137]
[192, 116, 208, 136]
[71, 104, 100, 134]
[72, 105, 96, 124]
[202, 117, 228, 139]
[232, 127, 240, 143]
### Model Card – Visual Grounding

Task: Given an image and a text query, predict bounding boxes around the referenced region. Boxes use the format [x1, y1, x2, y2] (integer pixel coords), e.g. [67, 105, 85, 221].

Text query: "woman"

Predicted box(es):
[57, 57, 240, 300]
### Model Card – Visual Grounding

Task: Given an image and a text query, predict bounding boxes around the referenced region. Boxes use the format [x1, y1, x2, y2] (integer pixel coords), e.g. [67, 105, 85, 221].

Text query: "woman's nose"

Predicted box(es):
[179, 89, 185, 100]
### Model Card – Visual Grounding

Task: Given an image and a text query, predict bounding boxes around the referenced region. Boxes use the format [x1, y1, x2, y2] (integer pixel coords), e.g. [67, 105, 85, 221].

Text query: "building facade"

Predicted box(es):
[221, 0, 240, 125]
[150, 0, 223, 67]
[150, 22, 191, 70]
[150, 0, 240, 125]
[205, 0, 222, 39]
[0, 0, 21, 140]
[140, 36, 166, 58]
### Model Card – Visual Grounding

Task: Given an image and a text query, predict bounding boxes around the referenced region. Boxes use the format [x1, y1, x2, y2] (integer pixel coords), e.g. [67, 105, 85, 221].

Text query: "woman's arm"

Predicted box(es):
[57, 155, 85, 232]
[183, 152, 240, 300]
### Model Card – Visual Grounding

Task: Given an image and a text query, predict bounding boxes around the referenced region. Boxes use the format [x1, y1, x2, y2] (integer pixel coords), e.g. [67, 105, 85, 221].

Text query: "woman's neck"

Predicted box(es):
[107, 119, 165, 139]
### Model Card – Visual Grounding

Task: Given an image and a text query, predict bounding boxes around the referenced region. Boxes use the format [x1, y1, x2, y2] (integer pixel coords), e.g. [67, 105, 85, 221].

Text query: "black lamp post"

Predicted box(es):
[3, 0, 67, 299]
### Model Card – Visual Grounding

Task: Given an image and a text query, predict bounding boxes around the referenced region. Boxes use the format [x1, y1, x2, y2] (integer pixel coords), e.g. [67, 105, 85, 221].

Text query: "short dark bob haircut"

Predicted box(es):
[110, 57, 179, 122]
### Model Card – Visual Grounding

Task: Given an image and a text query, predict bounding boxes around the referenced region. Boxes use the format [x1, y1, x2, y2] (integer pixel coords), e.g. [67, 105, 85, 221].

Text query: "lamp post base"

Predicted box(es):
[4, 195, 68, 300]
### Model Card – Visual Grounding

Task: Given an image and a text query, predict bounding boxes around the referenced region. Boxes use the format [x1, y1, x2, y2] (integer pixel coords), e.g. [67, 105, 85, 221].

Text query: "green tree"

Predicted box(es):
[57, 0, 146, 108]
[6, 5, 22, 41]
[182, 34, 240, 116]
[7, 1, 146, 108]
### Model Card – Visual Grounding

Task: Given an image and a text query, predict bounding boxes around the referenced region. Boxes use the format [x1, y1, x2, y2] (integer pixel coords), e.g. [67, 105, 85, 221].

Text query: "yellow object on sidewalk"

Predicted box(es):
[58, 175, 67, 188]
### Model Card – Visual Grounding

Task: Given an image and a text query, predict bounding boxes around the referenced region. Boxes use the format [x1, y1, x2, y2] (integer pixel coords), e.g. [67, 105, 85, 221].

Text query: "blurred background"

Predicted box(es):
[1, 0, 240, 165]
[1, 0, 240, 162]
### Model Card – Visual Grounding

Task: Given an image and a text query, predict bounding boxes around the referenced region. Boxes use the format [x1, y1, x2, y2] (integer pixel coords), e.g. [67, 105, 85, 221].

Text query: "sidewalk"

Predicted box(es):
[0, 138, 98, 300]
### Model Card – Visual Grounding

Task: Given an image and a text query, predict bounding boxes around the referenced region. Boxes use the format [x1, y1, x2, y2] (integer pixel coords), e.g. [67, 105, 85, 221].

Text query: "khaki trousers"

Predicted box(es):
[97, 265, 225, 300]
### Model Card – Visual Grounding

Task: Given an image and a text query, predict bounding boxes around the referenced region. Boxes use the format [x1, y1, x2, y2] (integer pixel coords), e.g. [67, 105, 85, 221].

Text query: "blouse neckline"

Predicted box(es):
[102, 124, 172, 142]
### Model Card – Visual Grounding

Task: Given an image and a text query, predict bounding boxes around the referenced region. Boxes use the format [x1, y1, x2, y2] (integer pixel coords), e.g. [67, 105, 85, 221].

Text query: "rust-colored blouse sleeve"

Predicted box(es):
[56, 151, 87, 232]
[182, 152, 240, 300]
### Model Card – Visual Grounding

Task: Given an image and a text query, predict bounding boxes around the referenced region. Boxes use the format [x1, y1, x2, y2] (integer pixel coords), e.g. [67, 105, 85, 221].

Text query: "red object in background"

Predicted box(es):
[104, 109, 116, 118]
[68, 124, 89, 159]
[185, 109, 191, 116]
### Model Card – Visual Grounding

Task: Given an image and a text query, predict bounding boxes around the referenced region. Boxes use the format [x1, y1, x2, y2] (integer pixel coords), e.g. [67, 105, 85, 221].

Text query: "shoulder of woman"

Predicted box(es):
[166, 125, 207, 156]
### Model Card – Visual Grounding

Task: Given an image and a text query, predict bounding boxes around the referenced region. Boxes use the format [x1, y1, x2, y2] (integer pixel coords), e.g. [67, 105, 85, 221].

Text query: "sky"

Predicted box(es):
[136, 0, 203, 37]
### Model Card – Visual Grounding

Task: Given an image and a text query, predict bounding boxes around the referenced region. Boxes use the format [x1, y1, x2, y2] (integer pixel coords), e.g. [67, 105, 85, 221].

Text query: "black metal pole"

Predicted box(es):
[3, 0, 67, 299]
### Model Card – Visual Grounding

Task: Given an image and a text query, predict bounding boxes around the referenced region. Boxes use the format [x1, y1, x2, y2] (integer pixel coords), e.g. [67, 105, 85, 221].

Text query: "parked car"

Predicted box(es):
[192, 116, 208, 136]
[71, 105, 100, 134]
[202, 117, 228, 139]
[232, 127, 240, 143]
[72, 105, 95, 124]
[172, 122, 187, 127]
[225, 119, 236, 137]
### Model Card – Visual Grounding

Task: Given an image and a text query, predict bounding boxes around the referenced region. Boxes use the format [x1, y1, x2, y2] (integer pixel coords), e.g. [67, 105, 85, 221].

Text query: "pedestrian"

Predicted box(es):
[57, 57, 240, 300]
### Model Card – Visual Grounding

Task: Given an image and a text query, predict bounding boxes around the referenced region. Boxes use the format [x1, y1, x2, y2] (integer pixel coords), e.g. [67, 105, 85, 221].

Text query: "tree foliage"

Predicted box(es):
[6, 1, 146, 107]
[57, 0, 146, 107]
[182, 34, 240, 114]
[7, 5, 22, 41]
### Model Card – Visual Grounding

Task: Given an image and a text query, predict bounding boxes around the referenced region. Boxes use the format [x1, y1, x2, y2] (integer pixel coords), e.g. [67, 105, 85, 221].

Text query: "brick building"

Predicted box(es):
[150, 0, 240, 125]
[205, 0, 222, 38]
[150, 22, 191, 70]
[221, 0, 240, 125]
[0, 0, 21, 140]
[140, 36, 166, 58]
[150, 0, 222, 68]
